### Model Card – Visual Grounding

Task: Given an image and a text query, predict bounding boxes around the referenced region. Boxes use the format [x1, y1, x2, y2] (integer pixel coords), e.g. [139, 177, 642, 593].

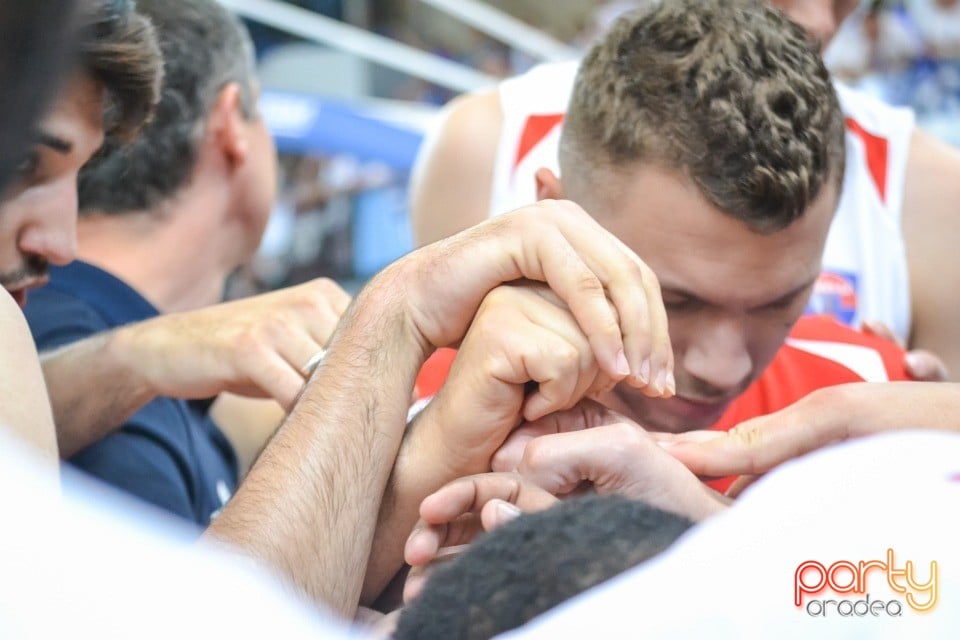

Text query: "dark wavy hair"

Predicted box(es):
[77, 0, 163, 142]
[559, 0, 845, 233]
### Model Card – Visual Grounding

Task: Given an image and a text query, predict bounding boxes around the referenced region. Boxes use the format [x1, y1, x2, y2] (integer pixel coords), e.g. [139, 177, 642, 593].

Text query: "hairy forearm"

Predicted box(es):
[40, 328, 154, 458]
[204, 268, 427, 618]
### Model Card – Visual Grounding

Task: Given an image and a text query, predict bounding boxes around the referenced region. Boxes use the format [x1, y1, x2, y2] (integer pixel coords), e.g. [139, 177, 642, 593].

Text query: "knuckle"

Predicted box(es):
[483, 286, 516, 308]
[510, 207, 539, 232]
[608, 421, 642, 443]
[641, 265, 660, 291]
[472, 306, 508, 337]
[233, 329, 264, 358]
[490, 448, 511, 472]
[574, 271, 605, 296]
[620, 257, 645, 283]
[729, 423, 764, 450]
[521, 438, 550, 470]
[481, 351, 512, 380]
[552, 343, 581, 371]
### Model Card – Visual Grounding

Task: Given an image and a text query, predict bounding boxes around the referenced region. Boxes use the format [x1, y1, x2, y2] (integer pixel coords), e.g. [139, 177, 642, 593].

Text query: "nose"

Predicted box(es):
[681, 317, 753, 395]
[17, 179, 79, 266]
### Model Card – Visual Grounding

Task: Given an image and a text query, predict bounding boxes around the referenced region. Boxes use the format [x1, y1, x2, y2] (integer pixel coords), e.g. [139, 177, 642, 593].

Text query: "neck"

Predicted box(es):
[76, 187, 246, 314]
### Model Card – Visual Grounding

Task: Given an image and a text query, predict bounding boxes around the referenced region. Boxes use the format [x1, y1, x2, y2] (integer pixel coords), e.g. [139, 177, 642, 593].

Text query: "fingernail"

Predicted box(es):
[664, 371, 676, 396]
[638, 359, 651, 385]
[654, 369, 666, 395]
[657, 440, 677, 448]
[904, 352, 924, 375]
[495, 500, 522, 523]
[615, 349, 630, 376]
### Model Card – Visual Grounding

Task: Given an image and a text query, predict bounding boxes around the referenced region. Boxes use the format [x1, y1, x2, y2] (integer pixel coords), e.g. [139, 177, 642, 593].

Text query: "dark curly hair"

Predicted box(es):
[559, 0, 845, 233]
[393, 495, 693, 640]
[78, 0, 258, 214]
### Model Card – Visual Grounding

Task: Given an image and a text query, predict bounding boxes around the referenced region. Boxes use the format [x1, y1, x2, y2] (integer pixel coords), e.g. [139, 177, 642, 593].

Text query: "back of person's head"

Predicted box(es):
[77, 0, 163, 144]
[78, 0, 259, 214]
[559, 0, 845, 233]
[0, 1, 78, 192]
[393, 496, 693, 640]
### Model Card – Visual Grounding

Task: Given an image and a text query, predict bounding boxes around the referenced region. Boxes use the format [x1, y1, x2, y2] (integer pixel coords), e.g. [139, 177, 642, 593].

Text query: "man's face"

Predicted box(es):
[770, 0, 860, 49]
[0, 72, 104, 307]
[565, 165, 838, 433]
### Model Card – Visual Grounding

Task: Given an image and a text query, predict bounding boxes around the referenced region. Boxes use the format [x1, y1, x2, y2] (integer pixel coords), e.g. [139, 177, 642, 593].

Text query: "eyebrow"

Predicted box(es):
[35, 132, 72, 154]
[662, 275, 819, 311]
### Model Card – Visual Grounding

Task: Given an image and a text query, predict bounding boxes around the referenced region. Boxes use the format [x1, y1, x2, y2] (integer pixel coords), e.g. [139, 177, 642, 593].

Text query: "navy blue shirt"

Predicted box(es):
[25, 261, 238, 527]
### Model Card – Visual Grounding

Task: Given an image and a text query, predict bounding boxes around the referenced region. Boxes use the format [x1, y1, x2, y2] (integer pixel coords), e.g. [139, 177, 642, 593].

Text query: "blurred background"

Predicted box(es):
[220, 0, 960, 298]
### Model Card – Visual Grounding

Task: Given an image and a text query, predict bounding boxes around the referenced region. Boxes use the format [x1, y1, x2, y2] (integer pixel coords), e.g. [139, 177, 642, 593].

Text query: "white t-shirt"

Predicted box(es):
[3, 428, 958, 638]
[488, 62, 916, 342]
[0, 429, 359, 640]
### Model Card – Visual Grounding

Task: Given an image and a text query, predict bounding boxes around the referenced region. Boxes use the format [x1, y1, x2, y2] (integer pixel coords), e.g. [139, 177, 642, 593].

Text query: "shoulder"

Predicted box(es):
[835, 82, 915, 131]
[70, 425, 197, 522]
[498, 60, 579, 111]
[24, 285, 110, 350]
[901, 127, 960, 367]
[409, 89, 503, 247]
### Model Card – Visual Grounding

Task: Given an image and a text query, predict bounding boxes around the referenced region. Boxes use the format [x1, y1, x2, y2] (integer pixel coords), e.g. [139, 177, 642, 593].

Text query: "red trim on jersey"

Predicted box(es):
[706, 316, 908, 492]
[845, 117, 890, 203]
[513, 114, 565, 173]
[416, 348, 457, 399]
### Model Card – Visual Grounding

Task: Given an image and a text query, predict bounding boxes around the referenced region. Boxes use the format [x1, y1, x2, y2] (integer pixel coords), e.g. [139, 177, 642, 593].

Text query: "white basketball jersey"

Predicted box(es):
[490, 63, 915, 341]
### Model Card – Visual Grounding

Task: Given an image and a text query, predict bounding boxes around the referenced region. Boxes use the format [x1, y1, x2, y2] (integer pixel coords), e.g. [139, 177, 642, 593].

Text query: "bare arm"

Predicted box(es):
[41, 278, 349, 458]
[360, 279, 673, 604]
[205, 200, 672, 617]
[205, 269, 422, 617]
[409, 90, 502, 247]
[902, 128, 960, 379]
[658, 381, 960, 482]
[0, 290, 58, 463]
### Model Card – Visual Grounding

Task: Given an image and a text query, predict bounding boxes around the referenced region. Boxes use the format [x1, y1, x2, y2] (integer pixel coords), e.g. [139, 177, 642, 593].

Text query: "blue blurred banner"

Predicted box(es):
[260, 90, 424, 171]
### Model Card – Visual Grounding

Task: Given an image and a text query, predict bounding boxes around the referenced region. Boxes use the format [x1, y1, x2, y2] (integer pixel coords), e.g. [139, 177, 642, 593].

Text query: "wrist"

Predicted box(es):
[402, 405, 472, 487]
[106, 323, 157, 401]
[414, 388, 507, 481]
[353, 260, 433, 362]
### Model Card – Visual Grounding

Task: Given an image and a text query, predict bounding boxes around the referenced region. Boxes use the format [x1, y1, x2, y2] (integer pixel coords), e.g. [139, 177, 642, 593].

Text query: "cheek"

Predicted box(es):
[0, 198, 28, 251]
[745, 309, 804, 371]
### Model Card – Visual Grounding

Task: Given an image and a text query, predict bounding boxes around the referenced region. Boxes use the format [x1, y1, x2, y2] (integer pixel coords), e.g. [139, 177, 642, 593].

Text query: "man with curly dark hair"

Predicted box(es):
[403, 0, 845, 443]
[354, 0, 861, 613]
[546, 0, 844, 433]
